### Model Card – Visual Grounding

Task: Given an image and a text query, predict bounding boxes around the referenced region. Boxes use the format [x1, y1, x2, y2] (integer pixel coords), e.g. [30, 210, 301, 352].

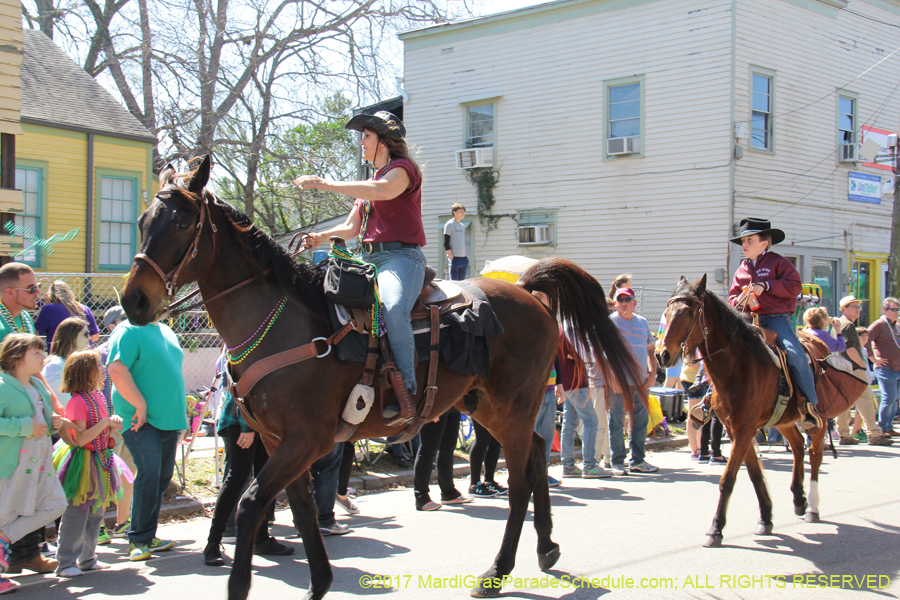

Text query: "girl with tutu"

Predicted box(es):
[53, 349, 131, 577]
[0, 333, 68, 593]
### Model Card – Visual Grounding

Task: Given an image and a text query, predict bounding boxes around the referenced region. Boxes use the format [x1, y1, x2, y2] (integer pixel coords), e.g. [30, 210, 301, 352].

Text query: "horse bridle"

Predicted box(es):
[134, 190, 218, 299]
[133, 190, 313, 317]
[666, 293, 727, 362]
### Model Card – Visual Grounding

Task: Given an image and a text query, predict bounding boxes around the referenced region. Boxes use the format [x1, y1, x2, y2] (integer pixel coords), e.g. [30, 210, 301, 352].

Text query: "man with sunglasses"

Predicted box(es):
[867, 297, 900, 437]
[607, 287, 658, 475]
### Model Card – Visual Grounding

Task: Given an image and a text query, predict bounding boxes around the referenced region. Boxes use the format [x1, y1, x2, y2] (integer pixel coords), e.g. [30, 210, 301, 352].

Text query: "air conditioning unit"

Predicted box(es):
[456, 147, 493, 169]
[607, 136, 636, 155]
[840, 143, 859, 163]
[517, 224, 552, 245]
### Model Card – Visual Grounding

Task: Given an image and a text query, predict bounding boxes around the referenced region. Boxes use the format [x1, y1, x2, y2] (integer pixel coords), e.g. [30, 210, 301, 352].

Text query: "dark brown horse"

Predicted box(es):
[656, 275, 829, 548]
[121, 156, 641, 600]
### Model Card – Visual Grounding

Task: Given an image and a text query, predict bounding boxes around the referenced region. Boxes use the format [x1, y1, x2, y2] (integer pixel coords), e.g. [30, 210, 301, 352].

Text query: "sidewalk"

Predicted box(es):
[142, 433, 690, 523]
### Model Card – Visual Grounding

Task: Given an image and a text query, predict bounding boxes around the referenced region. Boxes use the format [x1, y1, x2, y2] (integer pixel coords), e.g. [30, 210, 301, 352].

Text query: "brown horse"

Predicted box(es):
[120, 156, 641, 600]
[656, 275, 829, 548]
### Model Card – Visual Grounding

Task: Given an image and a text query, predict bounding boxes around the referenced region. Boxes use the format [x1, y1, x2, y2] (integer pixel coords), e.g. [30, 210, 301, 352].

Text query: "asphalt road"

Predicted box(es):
[17, 440, 900, 600]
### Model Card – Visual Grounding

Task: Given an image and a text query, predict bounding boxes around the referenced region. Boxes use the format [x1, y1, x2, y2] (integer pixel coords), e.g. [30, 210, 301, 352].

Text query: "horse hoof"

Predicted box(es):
[470, 577, 503, 598]
[794, 503, 807, 516]
[805, 512, 820, 523]
[755, 521, 774, 535]
[538, 544, 561, 571]
[703, 534, 723, 548]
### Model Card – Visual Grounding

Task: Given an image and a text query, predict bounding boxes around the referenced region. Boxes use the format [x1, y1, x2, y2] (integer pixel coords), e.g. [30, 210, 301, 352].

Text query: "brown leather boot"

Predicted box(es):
[10, 553, 57, 573]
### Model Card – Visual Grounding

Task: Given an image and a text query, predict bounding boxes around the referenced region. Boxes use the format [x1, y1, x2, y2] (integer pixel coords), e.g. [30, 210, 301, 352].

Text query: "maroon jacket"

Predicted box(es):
[728, 251, 801, 315]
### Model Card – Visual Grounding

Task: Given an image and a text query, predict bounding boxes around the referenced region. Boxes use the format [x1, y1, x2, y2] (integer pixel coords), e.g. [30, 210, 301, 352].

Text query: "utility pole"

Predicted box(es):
[892, 136, 900, 298]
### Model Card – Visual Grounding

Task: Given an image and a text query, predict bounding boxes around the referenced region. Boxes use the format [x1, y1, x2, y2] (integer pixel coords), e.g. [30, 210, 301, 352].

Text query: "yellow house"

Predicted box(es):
[0, 0, 23, 257]
[17, 29, 156, 274]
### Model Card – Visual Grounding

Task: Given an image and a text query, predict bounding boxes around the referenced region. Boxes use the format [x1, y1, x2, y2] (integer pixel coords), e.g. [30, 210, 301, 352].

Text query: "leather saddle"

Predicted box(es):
[411, 266, 470, 319]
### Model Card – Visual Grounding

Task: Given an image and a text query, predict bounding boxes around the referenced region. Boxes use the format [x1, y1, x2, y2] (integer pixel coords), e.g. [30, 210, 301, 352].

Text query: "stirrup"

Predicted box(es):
[800, 403, 823, 431]
[688, 403, 709, 430]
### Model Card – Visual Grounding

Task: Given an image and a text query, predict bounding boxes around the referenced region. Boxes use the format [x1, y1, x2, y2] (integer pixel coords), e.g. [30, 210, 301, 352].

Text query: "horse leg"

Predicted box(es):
[229, 440, 330, 600]
[805, 428, 826, 523]
[704, 431, 755, 548]
[529, 432, 559, 569]
[470, 419, 539, 598]
[742, 442, 774, 535]
[778, 424, 808, 516]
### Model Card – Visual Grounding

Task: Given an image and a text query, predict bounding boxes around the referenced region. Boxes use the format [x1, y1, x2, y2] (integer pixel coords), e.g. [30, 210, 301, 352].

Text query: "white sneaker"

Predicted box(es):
[629, 461, 659, 474]
[57, 566, 83, 578]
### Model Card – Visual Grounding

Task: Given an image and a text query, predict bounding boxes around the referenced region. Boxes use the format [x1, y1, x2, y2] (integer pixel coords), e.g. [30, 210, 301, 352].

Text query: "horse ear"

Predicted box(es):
[695, 274, 708, 295]
[679, 275, 688, 284]
[188, 155, 212, 194]
[158, 163, 175, 187]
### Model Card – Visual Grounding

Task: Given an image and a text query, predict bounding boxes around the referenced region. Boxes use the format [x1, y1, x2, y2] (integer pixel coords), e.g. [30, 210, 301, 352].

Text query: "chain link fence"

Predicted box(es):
[633, 286, 675, 332]
[35, 273, 221, 393]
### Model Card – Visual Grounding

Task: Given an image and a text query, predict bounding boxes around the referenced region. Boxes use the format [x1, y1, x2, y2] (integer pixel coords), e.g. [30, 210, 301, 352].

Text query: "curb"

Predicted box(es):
[150, 434, 690, 520]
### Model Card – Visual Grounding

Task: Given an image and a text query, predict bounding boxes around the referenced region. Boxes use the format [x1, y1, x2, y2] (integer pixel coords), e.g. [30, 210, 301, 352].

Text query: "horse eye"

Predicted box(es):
[175, 219, 191, 231]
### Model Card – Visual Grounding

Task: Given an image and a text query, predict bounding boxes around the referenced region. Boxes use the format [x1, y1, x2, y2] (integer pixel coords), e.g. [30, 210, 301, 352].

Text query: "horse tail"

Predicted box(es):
[520, 257, 645, 410]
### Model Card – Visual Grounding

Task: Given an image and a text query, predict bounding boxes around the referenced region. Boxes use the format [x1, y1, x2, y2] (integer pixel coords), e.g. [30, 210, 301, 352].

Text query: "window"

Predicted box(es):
[838, 95, 855, 144]
[608, 83, 641, 139]
[14, 167, 42, 266]
[467, 103, 494, 148]
[99, 176, 136, 270]
[751, 73, 773, 150]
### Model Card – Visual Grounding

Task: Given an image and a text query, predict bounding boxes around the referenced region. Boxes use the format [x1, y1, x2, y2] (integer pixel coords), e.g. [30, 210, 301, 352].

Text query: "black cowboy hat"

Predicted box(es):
[345, 111, 406, 139]
[729, 217, 786, 245]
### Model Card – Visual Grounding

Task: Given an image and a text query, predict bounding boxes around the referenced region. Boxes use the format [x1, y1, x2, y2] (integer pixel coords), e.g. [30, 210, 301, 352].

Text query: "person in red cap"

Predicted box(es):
[727, 218, 821, 430]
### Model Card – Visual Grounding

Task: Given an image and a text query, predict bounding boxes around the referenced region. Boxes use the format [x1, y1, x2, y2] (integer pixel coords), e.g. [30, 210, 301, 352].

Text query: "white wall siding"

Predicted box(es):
[733, 0, 897, 259]
[404, 0, 734, 291]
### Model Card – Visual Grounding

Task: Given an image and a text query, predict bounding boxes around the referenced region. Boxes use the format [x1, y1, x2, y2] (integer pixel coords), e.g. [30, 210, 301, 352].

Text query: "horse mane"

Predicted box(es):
[204, 190, 328, 320]
[673, 279, 773, 365]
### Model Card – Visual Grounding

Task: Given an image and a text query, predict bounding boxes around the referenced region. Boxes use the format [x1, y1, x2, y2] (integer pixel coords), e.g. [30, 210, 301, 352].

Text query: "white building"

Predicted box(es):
[398, 0, 899, 324]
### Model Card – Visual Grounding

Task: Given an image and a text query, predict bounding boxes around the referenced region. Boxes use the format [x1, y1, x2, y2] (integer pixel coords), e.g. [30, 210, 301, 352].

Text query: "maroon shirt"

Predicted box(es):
[557, 329, 589, 391]
[354, 158, 426, 246]
[867, 317, 900, 372]
[728, 251, 801, 315]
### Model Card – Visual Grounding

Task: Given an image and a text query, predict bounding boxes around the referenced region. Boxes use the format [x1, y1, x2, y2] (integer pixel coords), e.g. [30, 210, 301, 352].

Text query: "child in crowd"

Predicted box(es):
[0, 334, 69, 594]
[52, 350, 130, 577]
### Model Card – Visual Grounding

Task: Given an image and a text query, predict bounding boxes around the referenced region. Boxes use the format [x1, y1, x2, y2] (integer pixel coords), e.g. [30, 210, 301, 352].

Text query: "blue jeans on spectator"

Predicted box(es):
[874, 366, 900, 433]
[608, 391, 649, 467]
[561, 387, 598, 470]
[534, 388, 558, 467]
[122, 424, 179, 546]
[311, 442, 344, 529]
[363, 247, 427, 394]
[450, 256, 469, 281]
[758, 313, 818, 406]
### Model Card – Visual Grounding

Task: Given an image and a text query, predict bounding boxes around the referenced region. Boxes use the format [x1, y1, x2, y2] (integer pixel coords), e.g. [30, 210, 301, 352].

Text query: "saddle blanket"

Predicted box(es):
[327, 280, 504, 378]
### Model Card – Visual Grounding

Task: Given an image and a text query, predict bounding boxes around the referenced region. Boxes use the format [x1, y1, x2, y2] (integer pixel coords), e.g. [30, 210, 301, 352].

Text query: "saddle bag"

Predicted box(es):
[323, 256, 376, 308]
[814, 357, 868, 417]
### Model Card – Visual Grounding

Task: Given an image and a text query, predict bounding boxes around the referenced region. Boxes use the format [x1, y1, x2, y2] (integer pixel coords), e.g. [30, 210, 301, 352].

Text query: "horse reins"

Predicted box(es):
[135, 190, 312, 317]
[666, 293, 727, 362]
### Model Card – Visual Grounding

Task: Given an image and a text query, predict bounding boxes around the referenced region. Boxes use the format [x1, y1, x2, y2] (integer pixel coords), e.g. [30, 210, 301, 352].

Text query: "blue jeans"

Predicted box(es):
[363, 247, 427, 393]
[608, 391, 649, 467]
[534, 388, 558, 466]
[450, 257, 469, 281]
[758, 313, 819, 406]
[311, 442, 343, 528]
[122, 424, 179, 545]
[874, 366, 900, 432]
[561, 387, 597, 469]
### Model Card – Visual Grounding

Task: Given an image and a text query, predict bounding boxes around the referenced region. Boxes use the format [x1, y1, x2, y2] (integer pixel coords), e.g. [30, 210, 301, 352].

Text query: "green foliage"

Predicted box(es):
[465, 169, 513, 232]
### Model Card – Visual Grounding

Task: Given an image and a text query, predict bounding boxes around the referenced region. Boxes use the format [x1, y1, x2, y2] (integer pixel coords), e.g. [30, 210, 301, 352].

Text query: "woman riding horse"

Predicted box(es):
[728, 217, 822, 430]
[293, 111, 424, 423]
